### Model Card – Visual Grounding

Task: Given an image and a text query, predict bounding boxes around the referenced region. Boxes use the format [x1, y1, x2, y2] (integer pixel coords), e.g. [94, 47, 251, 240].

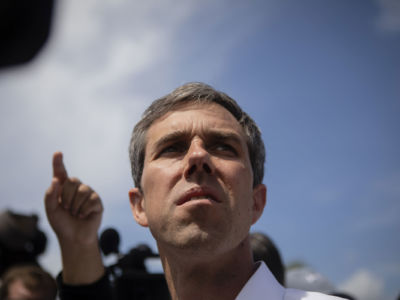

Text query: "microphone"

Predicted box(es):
[99, 227, 120, 256]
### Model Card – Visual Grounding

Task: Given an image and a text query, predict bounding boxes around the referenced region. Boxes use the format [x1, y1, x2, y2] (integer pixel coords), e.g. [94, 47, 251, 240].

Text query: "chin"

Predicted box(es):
[166, 226, 223, 253]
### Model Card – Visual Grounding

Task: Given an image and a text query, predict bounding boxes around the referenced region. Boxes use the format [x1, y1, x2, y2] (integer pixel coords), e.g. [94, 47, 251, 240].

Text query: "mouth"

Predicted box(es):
[176, 187, 220, 206]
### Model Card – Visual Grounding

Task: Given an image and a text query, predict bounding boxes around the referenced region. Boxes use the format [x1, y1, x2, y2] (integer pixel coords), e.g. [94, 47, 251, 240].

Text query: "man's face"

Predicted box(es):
[130, 103, 266, 255]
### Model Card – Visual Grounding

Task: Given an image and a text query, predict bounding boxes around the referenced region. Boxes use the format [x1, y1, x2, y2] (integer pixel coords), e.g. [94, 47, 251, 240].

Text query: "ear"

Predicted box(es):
[129, 188, 149, 227]
[251, 184, 267, 225]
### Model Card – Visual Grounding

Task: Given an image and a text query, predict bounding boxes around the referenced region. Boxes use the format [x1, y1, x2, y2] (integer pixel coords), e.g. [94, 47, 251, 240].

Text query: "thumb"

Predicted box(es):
[44, 178, 62, 214]
[53, 151, 68, 184]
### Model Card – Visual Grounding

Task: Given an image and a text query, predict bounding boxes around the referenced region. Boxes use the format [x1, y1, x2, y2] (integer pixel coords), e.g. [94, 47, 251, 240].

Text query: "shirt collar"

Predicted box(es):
[236, 261, 285, 300]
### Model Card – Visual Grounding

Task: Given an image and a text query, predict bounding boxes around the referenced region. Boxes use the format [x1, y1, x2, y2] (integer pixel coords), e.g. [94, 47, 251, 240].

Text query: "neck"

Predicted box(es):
[158, 236, 257, 300]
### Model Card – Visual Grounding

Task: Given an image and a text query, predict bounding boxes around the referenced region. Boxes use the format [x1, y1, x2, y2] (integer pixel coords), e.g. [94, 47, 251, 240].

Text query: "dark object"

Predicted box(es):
[56, 271, 113, 300]
[113, 271, 170, 300]
[0, 210, 47, 277]
[0, 0, 55, 68]
[250, 232, 285, 286]
[330, 292, 356, 300]
[100, 228, 120, 256]
[116, 243, 155, 272]
[99, 228, 170, 300]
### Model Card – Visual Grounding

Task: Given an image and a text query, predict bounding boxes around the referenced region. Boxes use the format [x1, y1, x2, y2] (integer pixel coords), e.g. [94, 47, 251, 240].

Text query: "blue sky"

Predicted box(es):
[0, 1, 399, 299]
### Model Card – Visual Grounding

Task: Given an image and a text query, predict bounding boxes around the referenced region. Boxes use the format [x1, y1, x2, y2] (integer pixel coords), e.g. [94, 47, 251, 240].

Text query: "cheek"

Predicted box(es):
[226, 162, 253, 192]
[143, 159, 182, 187]
[225, 163, 254, 213]
[141, 162, 183, 210]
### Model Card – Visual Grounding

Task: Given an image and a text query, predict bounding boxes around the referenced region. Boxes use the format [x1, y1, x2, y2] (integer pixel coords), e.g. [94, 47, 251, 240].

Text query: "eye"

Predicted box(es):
[211, 143, 238, 155]
[157, 143, 186, 157]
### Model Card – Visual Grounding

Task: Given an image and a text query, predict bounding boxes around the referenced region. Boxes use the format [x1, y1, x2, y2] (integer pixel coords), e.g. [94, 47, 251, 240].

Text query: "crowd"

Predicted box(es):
[0, 208, 359, 300]
[0, 209, 358, 300]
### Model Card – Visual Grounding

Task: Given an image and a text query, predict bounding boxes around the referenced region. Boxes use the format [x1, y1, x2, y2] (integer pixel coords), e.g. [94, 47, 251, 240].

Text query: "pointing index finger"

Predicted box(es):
[53, 151, 68, 184]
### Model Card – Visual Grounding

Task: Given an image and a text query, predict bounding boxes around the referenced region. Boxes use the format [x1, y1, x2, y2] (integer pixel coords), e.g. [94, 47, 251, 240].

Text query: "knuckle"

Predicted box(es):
[91, 192, 100, 200]
[44, 190, 52, 199]
[69, 177, 81, 184]
[78, 184, 91, 193]
[89, 194, 103, 209]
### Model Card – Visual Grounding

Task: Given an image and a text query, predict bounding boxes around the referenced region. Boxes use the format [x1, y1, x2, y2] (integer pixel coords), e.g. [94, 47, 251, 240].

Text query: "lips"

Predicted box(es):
[176, 187, 220, 206]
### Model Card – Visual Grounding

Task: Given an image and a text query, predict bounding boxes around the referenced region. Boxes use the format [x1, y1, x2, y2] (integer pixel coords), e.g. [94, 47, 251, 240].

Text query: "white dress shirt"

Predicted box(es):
[236, 262, 344, 300]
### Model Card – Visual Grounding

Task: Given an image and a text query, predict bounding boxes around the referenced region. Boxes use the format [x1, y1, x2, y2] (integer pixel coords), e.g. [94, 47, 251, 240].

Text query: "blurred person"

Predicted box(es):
[0, 210, 47, 277]
[44, 82, 344, 299]
[250, 232, 285, 286]
[0, 264, 57, 300]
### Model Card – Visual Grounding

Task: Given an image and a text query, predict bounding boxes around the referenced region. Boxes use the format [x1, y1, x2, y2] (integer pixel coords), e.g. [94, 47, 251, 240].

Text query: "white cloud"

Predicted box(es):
[0, 0, 198, 276]
[0, 0, 202, 208]
[0, 0, 266, 209]
[338, 269, 385, 300]
[1, 0, 263, 277]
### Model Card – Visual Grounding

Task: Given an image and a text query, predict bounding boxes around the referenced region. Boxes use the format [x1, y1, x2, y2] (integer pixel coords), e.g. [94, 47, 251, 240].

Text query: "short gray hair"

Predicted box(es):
[129, 82, 265, 189]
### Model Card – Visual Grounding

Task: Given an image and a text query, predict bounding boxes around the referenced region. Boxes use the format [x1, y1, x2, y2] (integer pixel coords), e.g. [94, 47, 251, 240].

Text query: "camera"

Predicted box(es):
[100, 228, 170, 300]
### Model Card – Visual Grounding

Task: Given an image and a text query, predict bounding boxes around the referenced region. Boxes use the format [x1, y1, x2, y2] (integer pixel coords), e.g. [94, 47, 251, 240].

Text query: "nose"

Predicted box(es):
[183, 140, 214, 179]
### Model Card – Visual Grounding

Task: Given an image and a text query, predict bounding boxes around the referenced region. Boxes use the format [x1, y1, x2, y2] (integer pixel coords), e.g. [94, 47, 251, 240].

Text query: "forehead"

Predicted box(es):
[146, 102, 246, 142]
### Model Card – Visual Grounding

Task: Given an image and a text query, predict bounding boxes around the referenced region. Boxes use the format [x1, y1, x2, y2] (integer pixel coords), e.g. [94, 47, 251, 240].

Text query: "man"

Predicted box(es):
[44, 82, 343, 299]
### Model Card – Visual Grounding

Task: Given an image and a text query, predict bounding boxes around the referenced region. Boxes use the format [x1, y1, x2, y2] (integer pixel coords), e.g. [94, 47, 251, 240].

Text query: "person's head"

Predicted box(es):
[128, 83, 267, 256]
[250, 232, 285, 286]
[0, 210, 47, 277]
[0, 265, 57, 300]
[129, 82, 265, 191]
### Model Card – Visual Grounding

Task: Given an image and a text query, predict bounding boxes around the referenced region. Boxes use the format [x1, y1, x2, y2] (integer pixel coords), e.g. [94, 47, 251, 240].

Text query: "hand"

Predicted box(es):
[44, 151, 105, 284]
[44, 152, 103, 245]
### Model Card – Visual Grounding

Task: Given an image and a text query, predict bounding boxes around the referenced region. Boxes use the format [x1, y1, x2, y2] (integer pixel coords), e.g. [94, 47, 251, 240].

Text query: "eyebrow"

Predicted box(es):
[205, 131, 244, 146]
[152, 129, 244, 152]
[152, 130, 190, 152]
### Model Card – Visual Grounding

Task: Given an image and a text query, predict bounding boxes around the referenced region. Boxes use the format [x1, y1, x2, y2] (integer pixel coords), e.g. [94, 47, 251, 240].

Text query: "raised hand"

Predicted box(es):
[45, 152, 103, 245]
[44, 152, 104, 284]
